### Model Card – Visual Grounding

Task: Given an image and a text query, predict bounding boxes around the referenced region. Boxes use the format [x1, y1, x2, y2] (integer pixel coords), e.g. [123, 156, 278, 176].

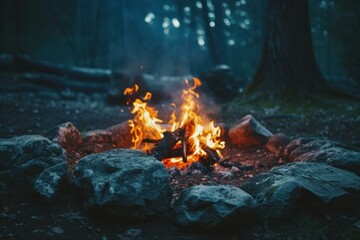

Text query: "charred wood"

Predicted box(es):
[151, 128, 184, 161]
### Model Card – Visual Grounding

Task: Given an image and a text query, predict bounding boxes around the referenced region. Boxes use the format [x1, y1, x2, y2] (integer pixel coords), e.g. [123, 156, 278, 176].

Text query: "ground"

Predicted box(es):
[1, 85, 360, 239]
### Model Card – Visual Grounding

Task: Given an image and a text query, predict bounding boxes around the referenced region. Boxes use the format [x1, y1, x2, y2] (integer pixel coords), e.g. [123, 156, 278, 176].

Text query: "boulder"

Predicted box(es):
[324, 148, 360, 175]
[285, 139, 360, 175]
[33, 162, 68, 201]
[228, 115, 272, 148]
[174, 185, 257, 230]
[72, 149, 172, 220]
[0, 135, 66, 180]
[241, 162, 360, 218]
[289, 140, 347, 161]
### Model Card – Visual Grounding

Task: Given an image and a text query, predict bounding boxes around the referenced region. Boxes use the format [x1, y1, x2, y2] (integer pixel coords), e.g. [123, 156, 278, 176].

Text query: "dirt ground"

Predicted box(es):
[1, 85, 360, 239]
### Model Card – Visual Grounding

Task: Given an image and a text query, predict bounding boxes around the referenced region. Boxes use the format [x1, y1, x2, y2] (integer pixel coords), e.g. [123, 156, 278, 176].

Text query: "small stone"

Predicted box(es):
[50, 226, 64, 235]
[354, 221, 360, 229]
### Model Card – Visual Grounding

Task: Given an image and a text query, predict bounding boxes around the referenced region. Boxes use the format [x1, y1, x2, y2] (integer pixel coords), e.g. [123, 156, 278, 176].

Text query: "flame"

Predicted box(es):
[125, 77, 225, 168]
[123, 84, 139, 95]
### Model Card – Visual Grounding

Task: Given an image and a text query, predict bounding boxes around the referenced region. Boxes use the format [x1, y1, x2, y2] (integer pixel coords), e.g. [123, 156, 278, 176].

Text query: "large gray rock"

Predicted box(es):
[0, 135, 66, 179]
[72, 149, 172, 220]
[287, 140, 360, 175]
[174, 185, 257, 230]
[241, 162, 360, 218]
[33, 162, 68, 201]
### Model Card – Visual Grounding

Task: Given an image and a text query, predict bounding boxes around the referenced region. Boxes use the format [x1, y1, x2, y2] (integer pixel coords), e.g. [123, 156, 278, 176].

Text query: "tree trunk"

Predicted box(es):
[246, 0, 327, 99]
[213, 0, 228, 64]
[200, 0, 218, 66]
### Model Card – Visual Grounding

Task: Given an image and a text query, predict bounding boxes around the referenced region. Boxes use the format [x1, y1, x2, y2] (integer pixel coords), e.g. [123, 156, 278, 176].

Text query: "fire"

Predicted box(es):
[124, 78, 225, 168]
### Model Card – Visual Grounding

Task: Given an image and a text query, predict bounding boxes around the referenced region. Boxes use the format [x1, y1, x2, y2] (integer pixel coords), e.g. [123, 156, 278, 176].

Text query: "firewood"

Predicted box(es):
[142, 138, 161, 144]
[151, 128, 184, 161]
[200, 143, 220, 163]
[181, 132, 188, 163]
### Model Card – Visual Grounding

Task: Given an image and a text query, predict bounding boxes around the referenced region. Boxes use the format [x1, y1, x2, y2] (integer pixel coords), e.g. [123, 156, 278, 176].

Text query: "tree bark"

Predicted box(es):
[200, 0, 218, 66]
[246, 0, 327, 99]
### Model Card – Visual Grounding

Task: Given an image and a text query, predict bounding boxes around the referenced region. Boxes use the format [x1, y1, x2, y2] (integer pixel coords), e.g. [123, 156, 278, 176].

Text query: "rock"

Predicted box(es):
[118, 228, 142, 240]
[265, 133, 292, 155]
[174, 185, 257, 230]
[33, 162, 68, 201]
[0, 135, 66, 180]
[282, 137, 317, 159]
[228, 115, 272, 148]
[73, 149, 172, 220]
[289, 140, 345, 161]
[49, 226, 64, 235]
[46, 122, 83, 152]
[241, 162, 360, 218]
[296, 147, 360, 175]
[285, 139, 360, 175]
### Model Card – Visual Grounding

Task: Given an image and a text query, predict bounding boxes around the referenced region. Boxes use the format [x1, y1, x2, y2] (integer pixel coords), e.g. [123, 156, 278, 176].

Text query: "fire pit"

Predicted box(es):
[1, 78, 360, 238]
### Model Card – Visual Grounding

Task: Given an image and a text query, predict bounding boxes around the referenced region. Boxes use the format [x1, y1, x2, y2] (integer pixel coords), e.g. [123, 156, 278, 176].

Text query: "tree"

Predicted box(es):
[200, 0, 228, 66]
[333, 0, 360, 86]
[246, 0, 328, 98]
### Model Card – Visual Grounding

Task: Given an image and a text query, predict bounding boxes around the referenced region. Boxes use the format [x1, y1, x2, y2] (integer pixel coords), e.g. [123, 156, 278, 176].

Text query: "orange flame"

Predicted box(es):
[125, 77, 225, 168]
[123, 84, 139, 95]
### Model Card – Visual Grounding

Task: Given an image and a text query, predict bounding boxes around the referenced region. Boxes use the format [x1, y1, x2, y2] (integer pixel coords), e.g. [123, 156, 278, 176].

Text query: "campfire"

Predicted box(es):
[124, 77, 225, 169]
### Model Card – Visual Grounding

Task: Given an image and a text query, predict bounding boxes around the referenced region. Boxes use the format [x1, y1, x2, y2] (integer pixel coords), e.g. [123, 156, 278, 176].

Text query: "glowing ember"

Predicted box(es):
[124, 78, 225, 168]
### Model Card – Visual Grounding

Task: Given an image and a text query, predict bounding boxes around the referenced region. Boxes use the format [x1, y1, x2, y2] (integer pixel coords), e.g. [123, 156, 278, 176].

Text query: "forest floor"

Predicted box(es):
[1, 86, 360, 239]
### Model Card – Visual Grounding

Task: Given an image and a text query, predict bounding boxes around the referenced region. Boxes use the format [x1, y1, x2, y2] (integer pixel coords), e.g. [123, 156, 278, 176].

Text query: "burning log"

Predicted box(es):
[151, 128, 184, 161]
[181, 133, 188, 163]
[200, 143, 220, 163]
[228, 114, 273, 148]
